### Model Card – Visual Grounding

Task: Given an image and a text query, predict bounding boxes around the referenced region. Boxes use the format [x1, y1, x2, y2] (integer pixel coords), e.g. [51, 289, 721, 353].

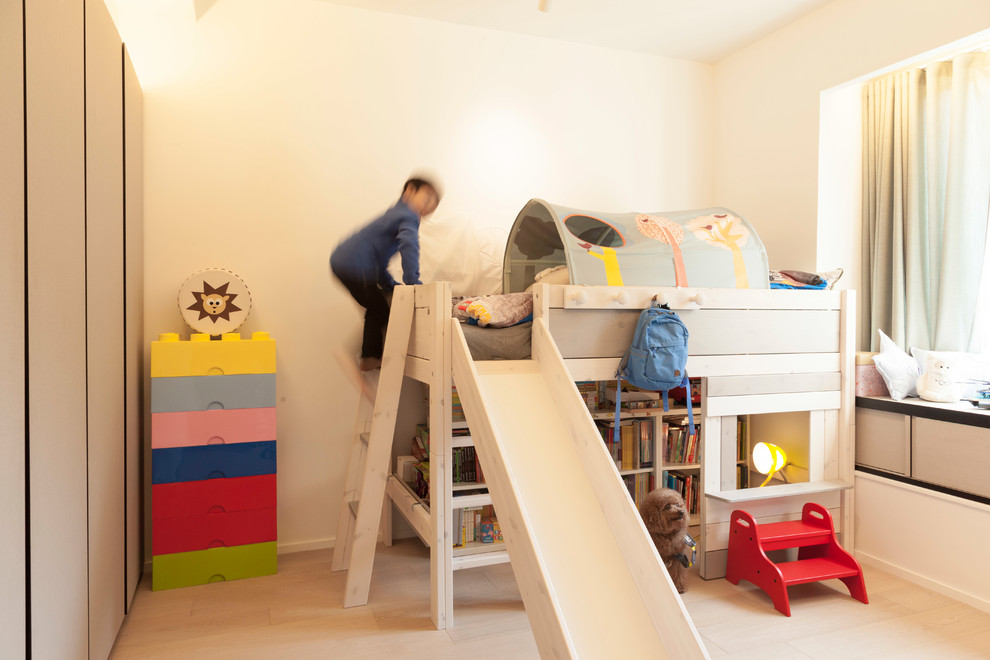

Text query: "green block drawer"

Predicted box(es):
[152, 541, 277, 590]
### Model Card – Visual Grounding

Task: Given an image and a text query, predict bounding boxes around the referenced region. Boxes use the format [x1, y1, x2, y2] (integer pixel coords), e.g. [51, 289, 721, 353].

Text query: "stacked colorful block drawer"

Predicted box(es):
[151, 331, 277, 590]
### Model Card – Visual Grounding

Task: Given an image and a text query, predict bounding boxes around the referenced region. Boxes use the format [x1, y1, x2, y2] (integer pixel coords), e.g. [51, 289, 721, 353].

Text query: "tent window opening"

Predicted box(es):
[563, 214, 625, 248]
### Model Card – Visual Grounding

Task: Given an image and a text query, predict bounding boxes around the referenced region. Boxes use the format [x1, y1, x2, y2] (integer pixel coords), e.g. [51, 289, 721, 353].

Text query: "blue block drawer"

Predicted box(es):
[152, 440, 277, 484]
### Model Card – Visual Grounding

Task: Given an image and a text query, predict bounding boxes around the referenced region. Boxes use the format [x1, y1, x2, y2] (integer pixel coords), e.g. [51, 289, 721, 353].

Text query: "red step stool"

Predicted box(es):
[725, 502, 868, 616]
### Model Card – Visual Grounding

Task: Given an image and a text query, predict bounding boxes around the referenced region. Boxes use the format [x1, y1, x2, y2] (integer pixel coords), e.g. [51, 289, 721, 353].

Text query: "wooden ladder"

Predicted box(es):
[330, 286, 415, 608]
[725, 502, 868, 616]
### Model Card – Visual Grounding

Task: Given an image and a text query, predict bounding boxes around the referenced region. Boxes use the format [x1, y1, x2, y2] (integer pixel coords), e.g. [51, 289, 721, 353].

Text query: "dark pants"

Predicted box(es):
[331, 267, 390, 359]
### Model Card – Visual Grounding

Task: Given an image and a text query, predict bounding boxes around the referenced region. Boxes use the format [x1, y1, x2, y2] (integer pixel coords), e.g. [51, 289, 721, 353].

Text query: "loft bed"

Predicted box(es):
[335, 281, 855, 639]
[332, 202, 855, 658]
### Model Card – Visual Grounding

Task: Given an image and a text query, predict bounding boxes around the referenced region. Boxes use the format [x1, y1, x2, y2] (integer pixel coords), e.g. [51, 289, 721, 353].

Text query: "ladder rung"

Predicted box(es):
[359, 432, 370, 446]
[348, 500, 359, 518]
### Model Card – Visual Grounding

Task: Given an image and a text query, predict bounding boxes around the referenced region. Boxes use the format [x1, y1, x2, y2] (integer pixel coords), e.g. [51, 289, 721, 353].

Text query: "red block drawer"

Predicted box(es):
[152, 507, 276, 556]
[152, 474, 276, 520]
[151, 407, 276, 449]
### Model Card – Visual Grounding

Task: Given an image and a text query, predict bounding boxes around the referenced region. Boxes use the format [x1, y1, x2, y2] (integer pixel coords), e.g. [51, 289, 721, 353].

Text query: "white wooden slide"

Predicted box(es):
[450, 317, 709, 660]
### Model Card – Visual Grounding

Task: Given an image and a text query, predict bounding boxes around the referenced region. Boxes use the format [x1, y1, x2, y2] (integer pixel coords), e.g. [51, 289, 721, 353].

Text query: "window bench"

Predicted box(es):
[854, 396, 990, 613]
[855, 396, 990, 504]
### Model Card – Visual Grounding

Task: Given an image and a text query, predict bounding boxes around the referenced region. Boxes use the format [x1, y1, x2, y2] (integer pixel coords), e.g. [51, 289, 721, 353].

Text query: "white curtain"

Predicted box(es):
[862, 51, 990, 352]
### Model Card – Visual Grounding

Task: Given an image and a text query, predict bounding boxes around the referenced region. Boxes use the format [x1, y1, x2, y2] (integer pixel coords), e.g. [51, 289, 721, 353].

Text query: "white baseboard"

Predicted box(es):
[275, 537, 336, 554]
[856, 551, 990, 615]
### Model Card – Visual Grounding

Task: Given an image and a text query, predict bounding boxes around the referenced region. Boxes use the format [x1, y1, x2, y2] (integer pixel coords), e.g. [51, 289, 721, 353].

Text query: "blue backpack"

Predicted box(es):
[614, 300, 693, 429]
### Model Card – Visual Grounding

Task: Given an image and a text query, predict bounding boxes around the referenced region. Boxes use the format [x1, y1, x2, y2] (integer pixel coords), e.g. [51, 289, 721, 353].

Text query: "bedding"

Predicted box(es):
[461, 321, 532, 360]
[769, 268, 843, 290]
[451, 291, 534, 359]
[452, 292, 533, 328]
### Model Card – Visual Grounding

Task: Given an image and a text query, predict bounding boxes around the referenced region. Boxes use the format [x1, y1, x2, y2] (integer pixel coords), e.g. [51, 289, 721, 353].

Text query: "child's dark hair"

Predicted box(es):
[402, 177, 440, 198]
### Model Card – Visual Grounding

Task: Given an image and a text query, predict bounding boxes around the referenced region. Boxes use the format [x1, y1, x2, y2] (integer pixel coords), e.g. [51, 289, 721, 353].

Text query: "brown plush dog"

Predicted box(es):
[639, 487, 694, 593]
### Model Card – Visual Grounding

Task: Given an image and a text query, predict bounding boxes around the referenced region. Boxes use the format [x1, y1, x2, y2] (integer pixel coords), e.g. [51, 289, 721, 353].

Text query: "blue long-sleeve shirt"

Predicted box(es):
[330, 200, 422, 288]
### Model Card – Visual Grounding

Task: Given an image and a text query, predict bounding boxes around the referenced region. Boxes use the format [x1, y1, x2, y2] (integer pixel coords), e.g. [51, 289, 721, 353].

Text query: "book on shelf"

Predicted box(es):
[622, 472, 655, 509]
[575, 381, 600, 411]
[453, 504, 500, 547]
[737, 464, 750, 489]
[451, 386, 465, 422]
[605, 387, 661, 410]
[475, 452, 485, 485]
[413, 461, 430, 499]
[411, 433, 428, 461]
[451, 445, 483, 484]
[736, 417, 748, 461]
[665, 418, 699, 465]
[663, 470, 701, 516]
[414, 424, 430, 456]
[597, 417, 654, 471]
[620, 423, 635, 470]
[480, 518, 502, 543]
[685, 427, 699, 464]
[408, 422, 487, 501]
[636, 417, 654, 468]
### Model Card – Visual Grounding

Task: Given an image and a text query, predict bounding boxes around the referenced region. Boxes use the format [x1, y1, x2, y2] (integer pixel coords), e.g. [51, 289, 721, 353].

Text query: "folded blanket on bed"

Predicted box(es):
[452, 292, 533, 328]
[769, 269, 827, 290]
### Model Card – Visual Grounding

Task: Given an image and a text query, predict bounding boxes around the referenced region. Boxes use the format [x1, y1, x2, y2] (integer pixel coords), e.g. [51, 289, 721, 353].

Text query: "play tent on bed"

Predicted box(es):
[502, 199, 770, 293]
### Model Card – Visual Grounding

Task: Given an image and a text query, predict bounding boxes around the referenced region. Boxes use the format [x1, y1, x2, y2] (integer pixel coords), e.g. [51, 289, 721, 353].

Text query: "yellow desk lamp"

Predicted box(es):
[753, 442, 787, 487]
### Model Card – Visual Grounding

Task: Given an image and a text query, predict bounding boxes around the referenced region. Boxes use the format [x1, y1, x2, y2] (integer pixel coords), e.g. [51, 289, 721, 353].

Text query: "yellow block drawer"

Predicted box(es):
[152, 332, 275, 377]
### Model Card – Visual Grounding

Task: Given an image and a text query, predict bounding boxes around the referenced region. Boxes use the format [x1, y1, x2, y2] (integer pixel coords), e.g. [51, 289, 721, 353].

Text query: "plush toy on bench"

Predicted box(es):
[917, 354, 959, 403]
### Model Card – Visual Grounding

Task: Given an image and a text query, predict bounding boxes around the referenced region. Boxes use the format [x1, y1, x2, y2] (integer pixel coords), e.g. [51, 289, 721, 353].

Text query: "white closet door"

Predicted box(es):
[86, 0, 126, 656]
[0, 0, 26, 655]
[25, 0, 89, 657]
[123, 45, 145, 613]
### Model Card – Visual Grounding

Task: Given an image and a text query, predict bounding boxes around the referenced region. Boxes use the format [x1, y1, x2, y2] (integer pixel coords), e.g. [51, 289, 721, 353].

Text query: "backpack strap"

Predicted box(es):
[683, 374, 693, 429]
[613, 373, 623, 442]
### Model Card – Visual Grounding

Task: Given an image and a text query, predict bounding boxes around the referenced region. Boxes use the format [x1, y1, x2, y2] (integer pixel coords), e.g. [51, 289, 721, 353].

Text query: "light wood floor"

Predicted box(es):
[111, 538, 990, 659]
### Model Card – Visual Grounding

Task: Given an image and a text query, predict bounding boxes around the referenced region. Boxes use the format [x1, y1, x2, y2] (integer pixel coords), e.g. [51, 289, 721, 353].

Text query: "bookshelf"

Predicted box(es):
[392, 388, 508, 570]
[584, 380, 756, 534]
[589, 407, 659, 510]
[583, 380, 702, 515]
[660, 411, 702, 525]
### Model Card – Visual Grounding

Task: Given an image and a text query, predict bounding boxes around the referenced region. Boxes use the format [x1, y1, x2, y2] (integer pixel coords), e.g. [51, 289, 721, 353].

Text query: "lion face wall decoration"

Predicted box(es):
[178, 268, 252, 335]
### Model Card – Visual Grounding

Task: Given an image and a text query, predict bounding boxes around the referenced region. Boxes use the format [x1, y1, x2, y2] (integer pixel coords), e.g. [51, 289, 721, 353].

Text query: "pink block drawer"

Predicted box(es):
[152, 474, 276, 520]
[151, 406, 276, 449]
[152, 507, 277, 556]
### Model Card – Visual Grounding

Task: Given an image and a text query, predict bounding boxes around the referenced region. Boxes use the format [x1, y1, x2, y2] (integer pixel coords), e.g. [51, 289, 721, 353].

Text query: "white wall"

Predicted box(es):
[110, 0, 714, 555]
[713, 0, 990, 275]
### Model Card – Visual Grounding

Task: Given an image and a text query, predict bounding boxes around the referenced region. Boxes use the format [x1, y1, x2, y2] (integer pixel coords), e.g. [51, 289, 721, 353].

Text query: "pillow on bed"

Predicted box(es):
[452, 292, 533, 328]
[525, 265, 569, 292]
[873, 330, 920, 400]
